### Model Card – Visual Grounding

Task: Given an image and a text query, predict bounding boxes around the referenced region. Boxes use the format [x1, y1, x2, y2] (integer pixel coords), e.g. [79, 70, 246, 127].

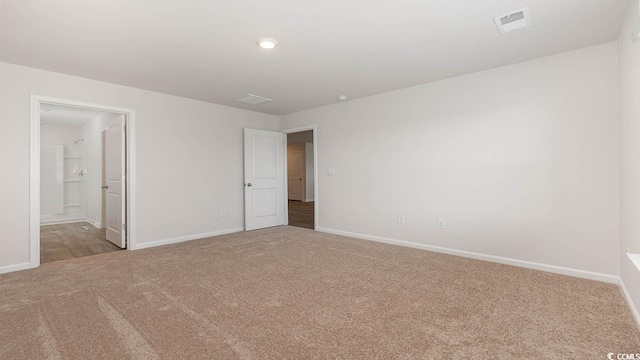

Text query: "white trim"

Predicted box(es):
[85, 217, 102, 229]
[283, 134, 288, 225]
[135, 227, 245, 250]
[316, 226, 619, 284]
[0, 263, 31, 275]
[628, 253, 640, 272]
[30, 95, 137, 266]
[619, 278, 640, 330]
[29, 96, 40, 269]
[282, 125, 318, 230]
[41, 218, 89, 226]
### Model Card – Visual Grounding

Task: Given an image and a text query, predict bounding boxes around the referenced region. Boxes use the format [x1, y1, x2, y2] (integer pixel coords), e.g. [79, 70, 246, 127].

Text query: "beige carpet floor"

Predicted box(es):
[1, 226, 639, 359]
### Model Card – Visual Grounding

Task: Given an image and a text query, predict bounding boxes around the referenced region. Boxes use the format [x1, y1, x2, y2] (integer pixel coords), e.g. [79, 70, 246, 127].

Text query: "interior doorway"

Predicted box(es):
[286, 129, 315, 230]
[38, 104, 126, 263]
[30, 96, 136, 268]
[242, 126, 318, 232]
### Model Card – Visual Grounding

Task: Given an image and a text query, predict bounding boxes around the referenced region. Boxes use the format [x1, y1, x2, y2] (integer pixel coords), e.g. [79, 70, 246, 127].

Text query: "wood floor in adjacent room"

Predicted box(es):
[40, 222, 122, 264]
[2, 226, 639, 359]
[288, 200, 314, 229]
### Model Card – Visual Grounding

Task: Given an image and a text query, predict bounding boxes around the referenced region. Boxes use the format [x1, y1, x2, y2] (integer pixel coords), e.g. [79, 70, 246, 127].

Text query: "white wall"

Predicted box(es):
[40, 124, 86, 221]
[40, 144, 64, 216]
[618, 0, 640, 321]
[40, 124, 82, 146]
[281, 42, 620, 278]
[0, 61, 278, 271]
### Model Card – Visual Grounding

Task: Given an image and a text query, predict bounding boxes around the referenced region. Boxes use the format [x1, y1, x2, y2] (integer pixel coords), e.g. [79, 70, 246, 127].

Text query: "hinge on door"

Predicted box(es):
[122, 224, 126, 231]
[122, 174, 126, 181]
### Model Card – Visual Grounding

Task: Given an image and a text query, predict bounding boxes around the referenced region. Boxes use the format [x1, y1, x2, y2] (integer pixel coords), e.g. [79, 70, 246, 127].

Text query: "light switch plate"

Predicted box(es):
[327, 168, 336, 176]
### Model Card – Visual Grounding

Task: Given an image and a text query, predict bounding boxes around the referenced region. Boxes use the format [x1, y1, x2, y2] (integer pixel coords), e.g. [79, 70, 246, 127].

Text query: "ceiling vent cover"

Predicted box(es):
[494, 7, 531, 34]
[233, 94, 273, 105]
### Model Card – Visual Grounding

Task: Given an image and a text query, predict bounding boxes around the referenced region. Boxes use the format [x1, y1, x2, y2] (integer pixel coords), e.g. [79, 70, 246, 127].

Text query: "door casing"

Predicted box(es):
[29, 95, 137, 269]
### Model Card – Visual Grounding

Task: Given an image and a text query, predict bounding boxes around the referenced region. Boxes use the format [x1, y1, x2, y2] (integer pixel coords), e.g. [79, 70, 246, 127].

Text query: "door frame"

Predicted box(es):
[282, 125, 318, 230]
[29, 95, 137, 269]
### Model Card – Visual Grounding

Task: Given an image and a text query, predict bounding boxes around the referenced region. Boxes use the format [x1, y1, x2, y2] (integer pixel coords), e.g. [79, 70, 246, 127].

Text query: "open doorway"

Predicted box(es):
[39, 104, 125, 263]
[286, 130, 315, 229]
[31, 96, 135, 267]
[243, 126, 317, 231]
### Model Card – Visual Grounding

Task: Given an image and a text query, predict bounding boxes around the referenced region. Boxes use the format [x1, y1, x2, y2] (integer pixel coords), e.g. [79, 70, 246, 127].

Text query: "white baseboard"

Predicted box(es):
[40, 218, 87, 226]
[316, 227, 619, 284]
[85, 218, 102, 229]
[619, 278, 640, 330]
[0, 262, 31, 275]
[134, 227, 245, 250]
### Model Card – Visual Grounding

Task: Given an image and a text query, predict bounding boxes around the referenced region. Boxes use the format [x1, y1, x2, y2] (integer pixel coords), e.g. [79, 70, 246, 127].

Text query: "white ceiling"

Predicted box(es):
[0, 0, 631, 115]
[40, 104, 106, 127]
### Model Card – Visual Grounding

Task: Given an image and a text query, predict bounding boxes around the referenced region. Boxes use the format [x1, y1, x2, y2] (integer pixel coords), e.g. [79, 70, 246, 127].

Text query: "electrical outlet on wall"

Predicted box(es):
[397, 215, 405, 225]
[221, 209, 227, 217]
[438, 219, 446, 229]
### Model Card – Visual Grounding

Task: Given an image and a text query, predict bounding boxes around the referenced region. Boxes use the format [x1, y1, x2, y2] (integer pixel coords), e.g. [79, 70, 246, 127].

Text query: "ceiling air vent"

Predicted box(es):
[232, 94, 272, 105]
[494, 7, 531, 34]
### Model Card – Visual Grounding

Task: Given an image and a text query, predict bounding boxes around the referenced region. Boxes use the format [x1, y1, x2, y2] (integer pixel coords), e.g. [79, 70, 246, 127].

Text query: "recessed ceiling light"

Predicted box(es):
[257, 38, 278, 50]
[337, 95, 348, 101]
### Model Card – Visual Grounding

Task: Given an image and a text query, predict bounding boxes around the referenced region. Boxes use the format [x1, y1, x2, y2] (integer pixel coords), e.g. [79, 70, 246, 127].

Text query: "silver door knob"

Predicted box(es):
[247, 183, 252, 187]
[102, 185, 109, 189]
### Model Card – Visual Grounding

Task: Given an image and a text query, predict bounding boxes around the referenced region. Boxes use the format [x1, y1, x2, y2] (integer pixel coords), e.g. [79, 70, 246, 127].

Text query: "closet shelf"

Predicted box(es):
[64, 179, 85, 183]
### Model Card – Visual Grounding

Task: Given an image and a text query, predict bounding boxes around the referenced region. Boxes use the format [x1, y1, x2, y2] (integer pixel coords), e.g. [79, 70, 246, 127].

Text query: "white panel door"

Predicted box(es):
[244, 129, 285, 231]
[287, 151, 304, 201]
[105, 116, 126, 248]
